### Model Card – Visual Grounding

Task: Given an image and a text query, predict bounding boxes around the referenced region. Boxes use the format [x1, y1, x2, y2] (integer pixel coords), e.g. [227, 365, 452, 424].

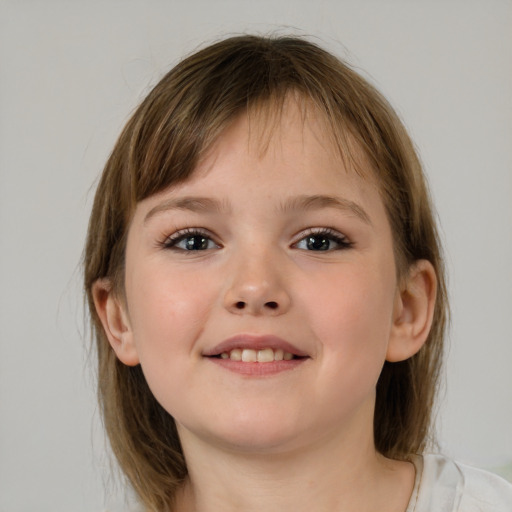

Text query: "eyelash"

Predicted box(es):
[161, 228, 220, 251]
[161, 227, 352, 252]
[293, 228, 353, 251]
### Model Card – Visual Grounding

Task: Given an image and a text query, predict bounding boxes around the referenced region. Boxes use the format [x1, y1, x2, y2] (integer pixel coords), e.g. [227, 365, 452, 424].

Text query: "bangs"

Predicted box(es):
[119, 36, 379, 213]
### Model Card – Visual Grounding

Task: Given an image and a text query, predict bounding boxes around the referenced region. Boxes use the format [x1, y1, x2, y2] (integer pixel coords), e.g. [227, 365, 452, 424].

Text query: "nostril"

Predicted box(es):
[235, 301, 246, 309]
[265, 301, 278, 309]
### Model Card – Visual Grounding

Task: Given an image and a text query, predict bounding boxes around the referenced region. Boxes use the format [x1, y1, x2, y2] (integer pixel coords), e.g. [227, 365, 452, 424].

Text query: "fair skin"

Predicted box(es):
[94, 99, 436, 512]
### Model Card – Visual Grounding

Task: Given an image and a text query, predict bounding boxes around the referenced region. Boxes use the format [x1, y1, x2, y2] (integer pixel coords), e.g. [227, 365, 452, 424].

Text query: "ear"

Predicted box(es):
[386, 260, 437, 362]
[92, 278, 140, 366]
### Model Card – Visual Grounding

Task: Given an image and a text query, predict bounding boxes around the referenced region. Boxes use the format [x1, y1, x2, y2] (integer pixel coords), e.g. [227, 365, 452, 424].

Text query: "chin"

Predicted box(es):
[180, 410, 308, 454]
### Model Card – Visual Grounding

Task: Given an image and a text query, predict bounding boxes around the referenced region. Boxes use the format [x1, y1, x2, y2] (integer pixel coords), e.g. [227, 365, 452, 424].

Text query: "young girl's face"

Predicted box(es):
[113, 100, 404, 453]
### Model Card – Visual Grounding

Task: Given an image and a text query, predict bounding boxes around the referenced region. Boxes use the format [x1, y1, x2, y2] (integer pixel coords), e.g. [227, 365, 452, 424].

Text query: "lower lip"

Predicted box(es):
[206, 357, 307, 376]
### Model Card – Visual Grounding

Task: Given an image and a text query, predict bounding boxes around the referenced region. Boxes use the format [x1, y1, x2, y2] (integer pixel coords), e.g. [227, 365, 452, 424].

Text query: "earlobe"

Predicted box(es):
[386, 260, 437, 362]
[92, 278, 140, 366]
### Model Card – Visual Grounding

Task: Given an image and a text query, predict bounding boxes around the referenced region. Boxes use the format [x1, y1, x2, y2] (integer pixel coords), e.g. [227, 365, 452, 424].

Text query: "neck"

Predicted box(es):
[174, 419, 415, 512]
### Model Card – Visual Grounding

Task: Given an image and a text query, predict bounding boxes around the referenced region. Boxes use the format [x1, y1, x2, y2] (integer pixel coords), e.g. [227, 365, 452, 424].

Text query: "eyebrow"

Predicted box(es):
[144, 194, 371, 225]
[144, 196, 230, 224]
[279, 194, 372, 225]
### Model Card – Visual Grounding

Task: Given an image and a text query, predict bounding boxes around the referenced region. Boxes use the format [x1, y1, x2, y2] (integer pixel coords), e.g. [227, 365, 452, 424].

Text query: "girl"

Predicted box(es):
[84, 35, 512, 511]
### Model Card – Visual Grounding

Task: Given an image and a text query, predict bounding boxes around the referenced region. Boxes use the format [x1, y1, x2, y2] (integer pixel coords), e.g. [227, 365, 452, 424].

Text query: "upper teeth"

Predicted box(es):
[220, 348, 294, 362]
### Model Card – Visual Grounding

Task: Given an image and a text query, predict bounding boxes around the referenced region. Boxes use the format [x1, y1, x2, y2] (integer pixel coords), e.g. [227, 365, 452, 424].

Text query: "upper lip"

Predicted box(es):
[203, 334, 309, 358]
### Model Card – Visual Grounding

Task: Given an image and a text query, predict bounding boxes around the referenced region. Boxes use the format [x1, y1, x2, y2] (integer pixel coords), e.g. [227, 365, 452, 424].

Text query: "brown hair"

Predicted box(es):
[84, 35, 448, 510]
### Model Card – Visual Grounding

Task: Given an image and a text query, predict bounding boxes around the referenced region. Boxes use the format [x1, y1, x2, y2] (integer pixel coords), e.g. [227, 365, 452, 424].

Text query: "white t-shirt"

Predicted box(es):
[407, 454, 512, 511]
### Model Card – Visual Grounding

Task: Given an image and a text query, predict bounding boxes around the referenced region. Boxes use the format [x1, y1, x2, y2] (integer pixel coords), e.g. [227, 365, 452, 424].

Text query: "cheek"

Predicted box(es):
[126, 262, 217, 363]
[302, 264, 395, 364]
[300, 267, 395, 419]
[124, 263, 221, 416]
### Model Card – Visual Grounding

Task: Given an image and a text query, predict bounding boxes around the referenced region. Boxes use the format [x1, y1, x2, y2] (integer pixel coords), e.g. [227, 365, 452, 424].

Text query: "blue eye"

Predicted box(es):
[294, 229, 351, 251]
[164, 230, 219, 251]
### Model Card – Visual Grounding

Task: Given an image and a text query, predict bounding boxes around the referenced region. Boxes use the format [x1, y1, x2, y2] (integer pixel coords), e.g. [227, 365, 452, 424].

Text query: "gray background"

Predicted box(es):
[1, 1, 511, 510]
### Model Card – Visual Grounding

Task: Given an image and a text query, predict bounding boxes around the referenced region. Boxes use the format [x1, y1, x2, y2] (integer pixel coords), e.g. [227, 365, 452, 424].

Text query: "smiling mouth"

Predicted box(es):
[206, 349, 307, 376]
[203, 335, 309, 375]
[213, 347, 301, 362]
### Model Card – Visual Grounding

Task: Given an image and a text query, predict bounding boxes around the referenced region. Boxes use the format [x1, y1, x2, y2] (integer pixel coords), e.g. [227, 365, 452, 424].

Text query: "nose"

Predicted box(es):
[223, 250, 291, 316]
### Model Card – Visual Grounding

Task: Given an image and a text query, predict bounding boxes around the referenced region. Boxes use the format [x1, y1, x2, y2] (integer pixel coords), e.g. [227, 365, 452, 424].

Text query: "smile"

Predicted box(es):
[203, 334, 309, 376]
[219, 348, 296, 362]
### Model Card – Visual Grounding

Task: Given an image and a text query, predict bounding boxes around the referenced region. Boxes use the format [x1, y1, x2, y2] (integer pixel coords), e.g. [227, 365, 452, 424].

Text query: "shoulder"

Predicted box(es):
[411, 453, 512, 512]
[451, 457, 512, 511]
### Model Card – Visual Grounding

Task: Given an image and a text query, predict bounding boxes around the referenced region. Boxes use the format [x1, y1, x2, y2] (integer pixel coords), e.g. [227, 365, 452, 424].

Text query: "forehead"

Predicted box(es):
[133, 97, 387, 230]
[194, 95, 374, 185]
